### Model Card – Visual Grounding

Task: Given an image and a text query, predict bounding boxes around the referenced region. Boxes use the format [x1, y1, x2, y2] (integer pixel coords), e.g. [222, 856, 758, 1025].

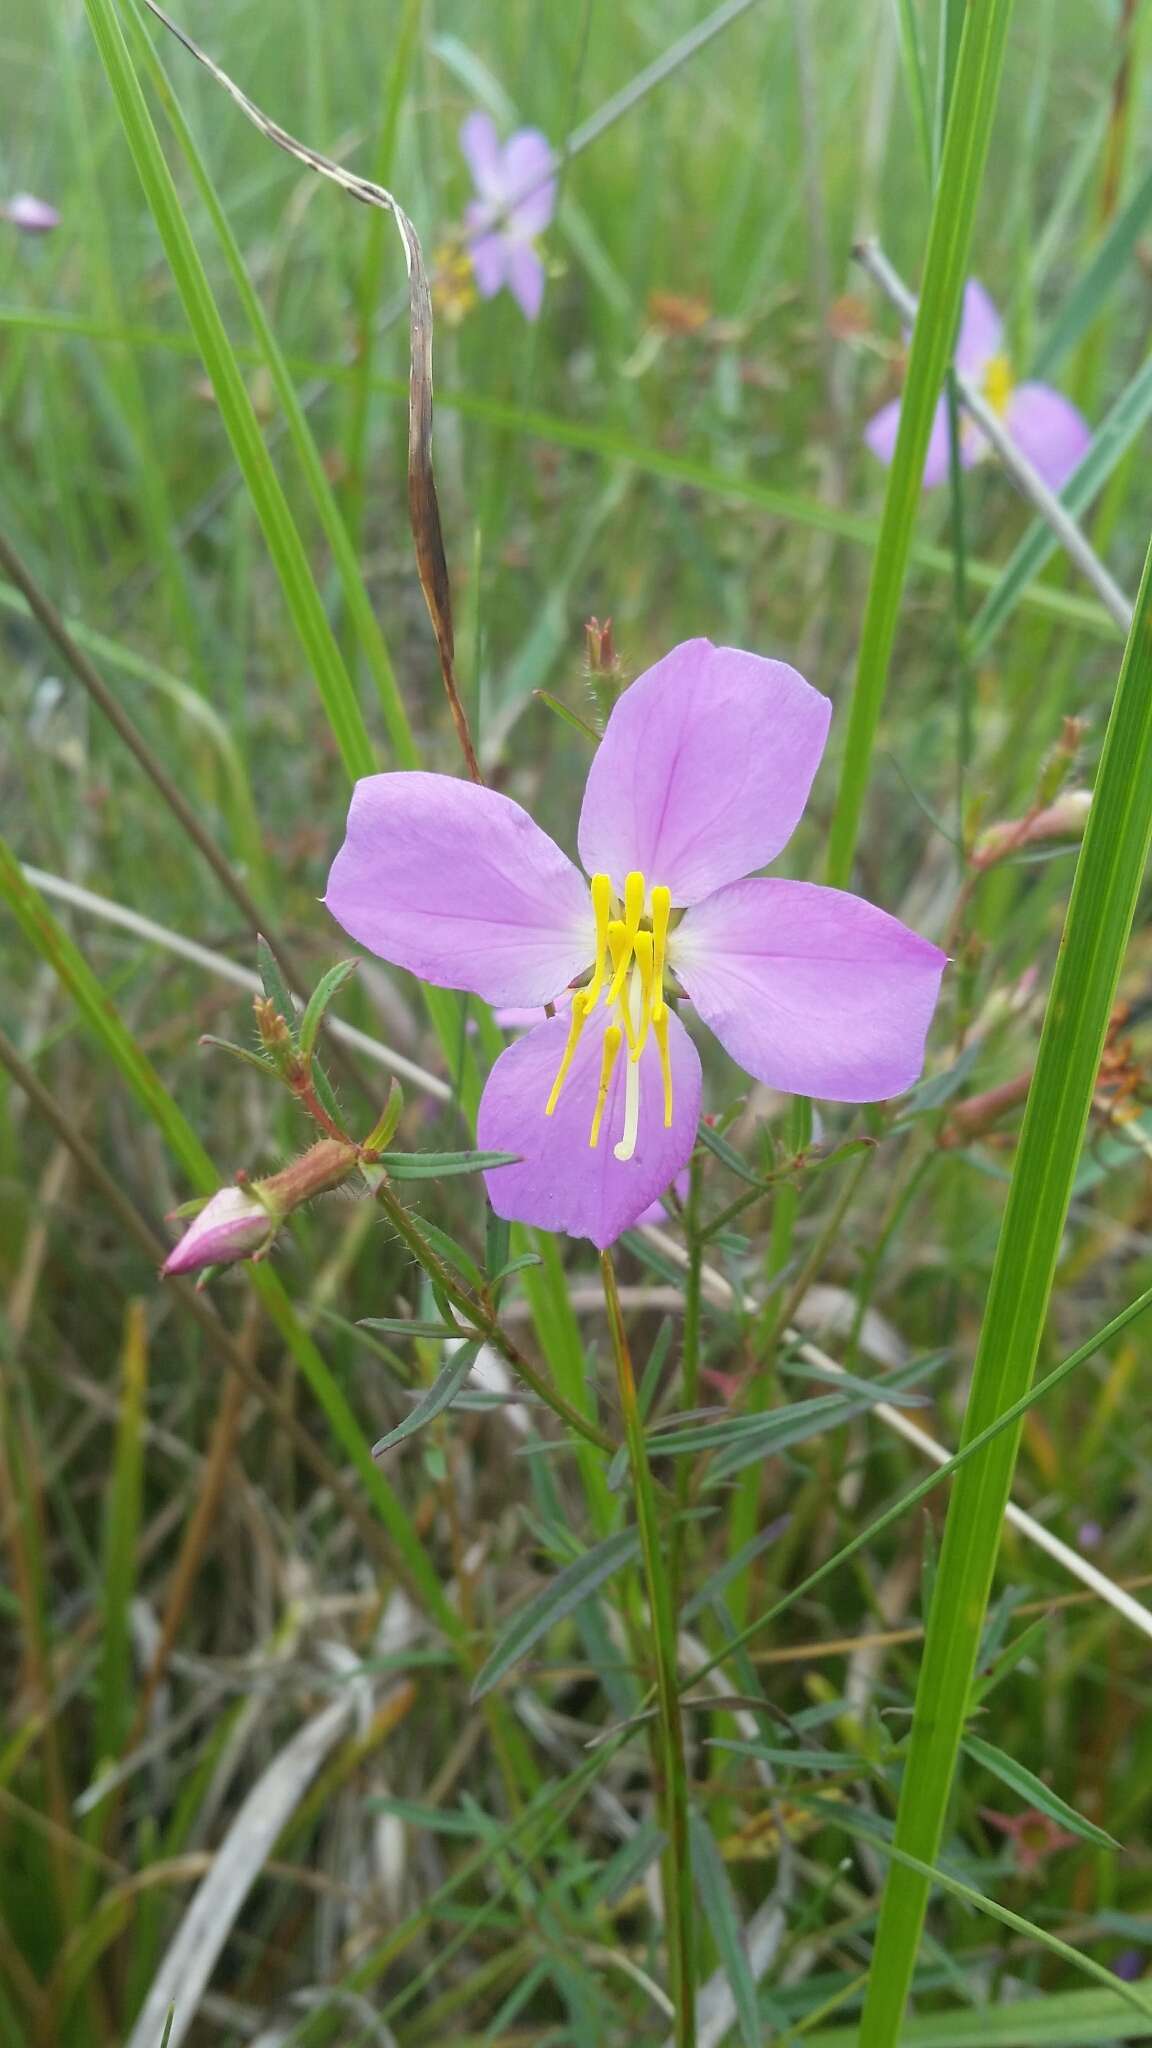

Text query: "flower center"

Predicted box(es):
[544, 870, 674, 1161]
[982, 351, 1014, 417]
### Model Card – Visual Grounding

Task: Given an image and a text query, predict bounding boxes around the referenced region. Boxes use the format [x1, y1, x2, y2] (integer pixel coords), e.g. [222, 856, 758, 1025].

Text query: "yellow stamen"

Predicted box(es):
[545, 992, 590, 1116]
[584, 872, 614, 1005]
[652, 1002, 674, 1128]
[650, 885, 671, 993]
[630, 931, 655, 1060]
[983, 352, 1014, 418]
[589, 1024, 623, 1148]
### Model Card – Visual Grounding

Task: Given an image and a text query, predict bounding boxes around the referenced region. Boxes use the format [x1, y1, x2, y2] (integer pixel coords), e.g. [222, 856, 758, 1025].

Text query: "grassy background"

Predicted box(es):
[4, 0, 1152, 2041]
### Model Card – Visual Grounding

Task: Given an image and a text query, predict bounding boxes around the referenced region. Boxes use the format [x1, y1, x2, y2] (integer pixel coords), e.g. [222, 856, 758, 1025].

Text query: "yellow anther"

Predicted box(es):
[585, 872, 614, 1006]
[652, 1003, 674, 1128]
[630, 931, 655, 1061]
[623, 870, 645, 935]
[650, 885, 671, 994]
[983, 352, 1014, 417]
[545, 992, 590, 1116]
[589, 1025, 623, 1149]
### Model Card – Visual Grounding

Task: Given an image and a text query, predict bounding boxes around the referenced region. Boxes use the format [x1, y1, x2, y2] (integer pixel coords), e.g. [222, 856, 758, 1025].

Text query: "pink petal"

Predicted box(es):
[163, 1187, 271, 1275]
[478, 1005, 702, 1248]
[506, 240, 546, 321]
[325, 773, 592, 1008]
[460, 111, 502, 199]
[501, 128, 556, 236]
[577, 640, 831, 905]
[1005, 381, 1091, 492]
[674, 879, 946, 1101]
[465, 202, 509, 297]
[954, 278, 1002, 378]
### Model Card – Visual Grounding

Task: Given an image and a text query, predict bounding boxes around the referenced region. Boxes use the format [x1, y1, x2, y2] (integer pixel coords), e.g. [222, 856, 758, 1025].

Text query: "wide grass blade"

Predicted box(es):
[858, 526, 1152, 2043]
[826, 0, 1016, 887]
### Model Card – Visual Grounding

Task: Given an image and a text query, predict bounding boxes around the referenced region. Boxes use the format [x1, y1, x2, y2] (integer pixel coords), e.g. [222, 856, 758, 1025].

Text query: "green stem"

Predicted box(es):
[600, 1250, 695, 2048]
[369, 1178, 614, 1458]
[671, 1156, 702, 1605]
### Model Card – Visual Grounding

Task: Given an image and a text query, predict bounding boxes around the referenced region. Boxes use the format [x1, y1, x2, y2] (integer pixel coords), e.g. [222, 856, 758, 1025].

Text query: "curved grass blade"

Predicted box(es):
[826, 0, 1017, 887]
[859, 529, 1152, 2044]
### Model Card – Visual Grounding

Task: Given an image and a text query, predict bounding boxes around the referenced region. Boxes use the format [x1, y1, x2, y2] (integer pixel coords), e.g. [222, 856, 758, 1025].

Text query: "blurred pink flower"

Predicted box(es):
[2, 192, 60, 233]
[460, 111, 555, 321]
[325, 640, 945, 1247]
[866, 279, 1090, 492]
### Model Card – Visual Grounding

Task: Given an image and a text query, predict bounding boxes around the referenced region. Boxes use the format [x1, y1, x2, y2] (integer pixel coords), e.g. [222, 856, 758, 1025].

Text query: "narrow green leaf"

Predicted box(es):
[357, 1319, 461, 1340]
[860, 531, 1152, 2043]
[197, 1035, 279, 1079]
[963, 1734, 1119, 1850]
[379, 1148, 519, 1179]
[371, 1344, 481, 1457]
[472, 1528, 641, 1700]
[297, 959, 359, 1059]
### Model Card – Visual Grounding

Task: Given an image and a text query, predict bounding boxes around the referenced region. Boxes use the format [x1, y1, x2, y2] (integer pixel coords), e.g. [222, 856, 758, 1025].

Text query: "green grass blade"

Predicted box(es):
[81, 0, 377, 782]
[125, 0, 419, 765]
[826, 0, 1016, 887]
[807, 1987, 1152, 2045]
[858, 527, 1152, 2044]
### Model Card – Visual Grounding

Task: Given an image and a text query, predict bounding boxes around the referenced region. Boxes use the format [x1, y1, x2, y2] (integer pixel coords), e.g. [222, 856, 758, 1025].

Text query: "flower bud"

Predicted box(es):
[162, 1185, 279, 1277]
[162, 1141, 359, 1279]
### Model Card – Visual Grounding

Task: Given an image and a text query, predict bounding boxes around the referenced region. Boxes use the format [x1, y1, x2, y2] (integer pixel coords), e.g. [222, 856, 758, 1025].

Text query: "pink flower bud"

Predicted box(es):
[162, 1185, 277, 1277]
[161, 1143, 358, 1280]
[3, 192, 60, 234]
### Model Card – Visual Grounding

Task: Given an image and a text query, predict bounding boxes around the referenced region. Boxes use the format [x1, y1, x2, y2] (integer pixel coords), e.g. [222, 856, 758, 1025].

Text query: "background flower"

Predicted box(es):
[460, 110, 555, 320]
[866, 278, 1091, 492]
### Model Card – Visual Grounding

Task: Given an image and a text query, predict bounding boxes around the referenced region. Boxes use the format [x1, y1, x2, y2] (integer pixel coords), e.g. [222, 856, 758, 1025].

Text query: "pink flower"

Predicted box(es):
[981, 1806, 1080, 1876]
[324, 640, 946, 1248]
[2, 192, 60, 234]
[162, 1185, 275, 1276]
[866, 279, 1091, 492]
[460, 111, 555, 321]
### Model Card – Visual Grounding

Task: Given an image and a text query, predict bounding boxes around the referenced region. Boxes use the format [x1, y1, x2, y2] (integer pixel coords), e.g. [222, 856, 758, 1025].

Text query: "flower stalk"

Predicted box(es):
[601, 1249, 695, 2047]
